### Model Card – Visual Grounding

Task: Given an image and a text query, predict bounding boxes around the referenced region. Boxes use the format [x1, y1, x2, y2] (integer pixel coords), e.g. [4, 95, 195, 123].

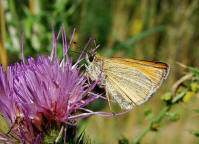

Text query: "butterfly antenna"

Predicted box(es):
[92, 39, 100, 52]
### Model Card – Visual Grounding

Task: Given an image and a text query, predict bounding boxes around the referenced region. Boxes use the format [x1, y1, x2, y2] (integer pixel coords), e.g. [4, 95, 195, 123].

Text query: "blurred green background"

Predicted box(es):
[0, 0, 199, 143]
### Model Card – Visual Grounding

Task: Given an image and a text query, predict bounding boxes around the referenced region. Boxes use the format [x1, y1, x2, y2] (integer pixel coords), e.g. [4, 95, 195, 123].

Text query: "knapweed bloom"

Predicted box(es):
[0, 26, 116, 143]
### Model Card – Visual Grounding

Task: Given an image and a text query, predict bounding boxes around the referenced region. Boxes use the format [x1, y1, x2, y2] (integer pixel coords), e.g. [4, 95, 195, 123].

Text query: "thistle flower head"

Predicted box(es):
[0, 26, 101, 143]
[0, 26, 127, 143]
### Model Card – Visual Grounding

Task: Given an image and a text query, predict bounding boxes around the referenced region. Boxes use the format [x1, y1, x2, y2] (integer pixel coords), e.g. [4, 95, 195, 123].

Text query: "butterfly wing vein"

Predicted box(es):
[104, 59, 168, 110]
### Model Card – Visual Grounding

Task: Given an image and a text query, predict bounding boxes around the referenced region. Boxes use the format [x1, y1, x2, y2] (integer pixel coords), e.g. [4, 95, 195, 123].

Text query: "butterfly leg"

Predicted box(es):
[84, 64, 92, 86]
[105, 87, 114, 115]
[85, 73, 92, 88]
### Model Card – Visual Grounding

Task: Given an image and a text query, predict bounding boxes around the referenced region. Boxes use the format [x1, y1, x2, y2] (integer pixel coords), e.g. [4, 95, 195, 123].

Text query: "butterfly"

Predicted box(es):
[85, 50, 169, 110]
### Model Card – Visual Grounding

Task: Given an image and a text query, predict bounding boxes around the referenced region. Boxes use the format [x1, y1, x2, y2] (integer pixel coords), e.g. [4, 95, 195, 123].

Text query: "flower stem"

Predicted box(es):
[133, 105, 170, 144]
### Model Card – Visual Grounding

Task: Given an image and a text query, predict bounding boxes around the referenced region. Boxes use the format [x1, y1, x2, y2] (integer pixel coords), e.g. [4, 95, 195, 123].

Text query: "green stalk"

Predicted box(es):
[133, 106, 170, 144]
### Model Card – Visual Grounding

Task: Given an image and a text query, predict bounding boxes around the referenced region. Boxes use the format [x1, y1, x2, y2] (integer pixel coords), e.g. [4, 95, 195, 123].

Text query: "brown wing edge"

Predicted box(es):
[109, 57, 169, 69]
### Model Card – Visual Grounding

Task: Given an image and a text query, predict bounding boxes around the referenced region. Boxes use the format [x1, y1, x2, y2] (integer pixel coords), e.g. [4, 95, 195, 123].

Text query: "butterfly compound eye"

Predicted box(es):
[88, 53, 94, 62]
[87, 51, 96, 62]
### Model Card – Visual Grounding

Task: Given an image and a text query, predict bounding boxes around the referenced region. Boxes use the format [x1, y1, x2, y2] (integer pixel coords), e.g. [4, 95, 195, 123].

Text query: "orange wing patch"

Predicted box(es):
[109, 58, 168, 69]
[107, 58, 169, 89]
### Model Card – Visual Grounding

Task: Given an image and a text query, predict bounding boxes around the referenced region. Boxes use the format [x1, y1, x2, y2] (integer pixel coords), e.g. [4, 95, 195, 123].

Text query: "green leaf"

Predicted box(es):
[194, 109, 199, 114]
[104, 25, 166, 56]
[187, 67, 199, 77]
[172, 91, 186, 104]
[144, 109, 154, 121]
[189, 130, 199, 137]
[124, 25, 166, 50]
[167, 112, 180, 121]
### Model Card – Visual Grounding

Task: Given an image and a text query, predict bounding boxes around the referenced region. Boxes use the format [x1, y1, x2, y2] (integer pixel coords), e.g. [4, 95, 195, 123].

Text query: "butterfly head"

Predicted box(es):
[85, 43, 104, 64]
[86, 51, 96, 63]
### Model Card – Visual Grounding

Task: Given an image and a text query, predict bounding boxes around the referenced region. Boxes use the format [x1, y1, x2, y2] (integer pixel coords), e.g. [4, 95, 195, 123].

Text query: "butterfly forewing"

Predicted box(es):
[106, 58, 169, 88]
[103, 58, 169, 109]
[85, 52, 169, 110]
[104, 61, 154, 108]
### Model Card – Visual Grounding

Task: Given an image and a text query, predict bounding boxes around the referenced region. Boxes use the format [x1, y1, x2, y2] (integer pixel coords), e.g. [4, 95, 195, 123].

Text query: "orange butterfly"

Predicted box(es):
[85, 51, 169, 110]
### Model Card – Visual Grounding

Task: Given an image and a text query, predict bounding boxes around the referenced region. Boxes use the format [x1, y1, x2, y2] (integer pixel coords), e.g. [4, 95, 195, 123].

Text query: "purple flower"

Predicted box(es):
[0, 26, 97, 143]
[0, 26, 127, 143]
